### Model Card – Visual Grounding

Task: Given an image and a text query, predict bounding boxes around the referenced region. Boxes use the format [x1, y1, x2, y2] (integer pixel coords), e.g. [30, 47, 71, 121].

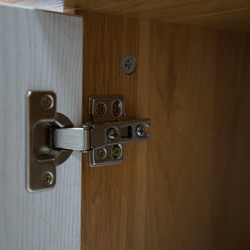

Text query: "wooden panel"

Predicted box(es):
[1, 0, 250, 31]
[0, 5, 83, 250]
[81, 12, 250, 250]
[72, 0, 250, 32]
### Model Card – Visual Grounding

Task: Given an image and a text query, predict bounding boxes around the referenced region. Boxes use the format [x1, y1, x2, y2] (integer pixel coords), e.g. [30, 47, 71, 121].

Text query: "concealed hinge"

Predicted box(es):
[27, 91, 150, 191]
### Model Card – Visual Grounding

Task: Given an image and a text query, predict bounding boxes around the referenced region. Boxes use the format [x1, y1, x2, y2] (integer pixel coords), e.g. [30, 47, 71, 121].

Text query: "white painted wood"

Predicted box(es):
[0, 5, 83, 250]
[1, 0, 68, 13]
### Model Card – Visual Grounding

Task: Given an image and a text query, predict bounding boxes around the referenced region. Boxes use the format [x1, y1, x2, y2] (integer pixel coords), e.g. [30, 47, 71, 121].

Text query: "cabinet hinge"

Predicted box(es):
[27, 91, 150, 191]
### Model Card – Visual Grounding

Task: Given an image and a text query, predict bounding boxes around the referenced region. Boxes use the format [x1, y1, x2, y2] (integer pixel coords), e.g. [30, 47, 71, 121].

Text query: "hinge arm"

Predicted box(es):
[53, 118, 150, 152]
[53, 126, 91, 152]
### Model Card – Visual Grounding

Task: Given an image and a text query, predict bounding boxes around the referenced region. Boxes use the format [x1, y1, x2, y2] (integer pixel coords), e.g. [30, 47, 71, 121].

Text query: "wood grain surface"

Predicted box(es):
[1, 0, 250, 31]
[81, 12, 250, 250]
[0, 5, 83, 250]
[71, 0, 250, 32]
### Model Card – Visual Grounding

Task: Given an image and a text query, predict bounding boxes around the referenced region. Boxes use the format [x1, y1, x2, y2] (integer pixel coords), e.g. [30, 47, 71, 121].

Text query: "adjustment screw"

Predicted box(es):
[112, 100, 122, 118]
[121, 55, 137, 75]
[107, 127, 119, 141]
[40, 95, 54, 109]
[95, 102, 107, 116]
[41, 172, 54, 186]
[136, 124, 147, 137]
[112, 144, 122, 160]
[95, 148, 107, 160]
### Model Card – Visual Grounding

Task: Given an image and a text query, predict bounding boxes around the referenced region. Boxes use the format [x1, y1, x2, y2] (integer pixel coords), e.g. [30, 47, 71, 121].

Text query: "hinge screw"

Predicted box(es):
[41, 172, 54, 186]
[112, 144, 122, 160]
[107, 127, 119, 141]
[95, 102, 107, 116]
[136, 124, 148, 137]
[40, 95, 54, 109]
[95, 148, 107, 160]
[121, 55, 137, 75]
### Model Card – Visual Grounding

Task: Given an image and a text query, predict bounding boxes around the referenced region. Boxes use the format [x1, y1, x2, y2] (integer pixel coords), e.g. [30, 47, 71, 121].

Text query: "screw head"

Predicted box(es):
[41, 172, 54, 186]
[112, 100, 122, 118]
[107, 127, 119, 141]
[136, 124, 149, 137]
[95, 148, 107, 160]
[40, 95, 54, 109]
[121, 55, 137, 75]
[112, 144, 122, 160]
[95, 102, 107, 116]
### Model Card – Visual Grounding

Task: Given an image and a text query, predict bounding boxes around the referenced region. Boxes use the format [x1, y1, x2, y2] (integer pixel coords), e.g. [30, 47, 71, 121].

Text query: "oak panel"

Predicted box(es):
[81, 12, 250, 250]
[2, 0, 250, 31]
[72, 0, 250, 31]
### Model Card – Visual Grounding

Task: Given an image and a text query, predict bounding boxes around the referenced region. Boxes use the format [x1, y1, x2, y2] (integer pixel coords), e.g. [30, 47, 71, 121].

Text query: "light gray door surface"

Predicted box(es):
[0, 5, 83, 250]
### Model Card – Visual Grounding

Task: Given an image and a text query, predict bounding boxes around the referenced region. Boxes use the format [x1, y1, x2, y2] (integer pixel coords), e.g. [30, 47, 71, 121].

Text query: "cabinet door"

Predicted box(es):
[0, 5, 83, 250]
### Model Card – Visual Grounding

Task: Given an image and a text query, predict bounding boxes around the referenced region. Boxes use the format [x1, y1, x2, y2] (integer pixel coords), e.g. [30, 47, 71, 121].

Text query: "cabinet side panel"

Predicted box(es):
[81, 12, 250, 250]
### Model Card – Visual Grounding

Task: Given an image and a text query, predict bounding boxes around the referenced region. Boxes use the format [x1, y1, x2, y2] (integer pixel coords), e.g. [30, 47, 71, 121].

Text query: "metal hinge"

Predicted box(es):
[27, 91, 150, 191]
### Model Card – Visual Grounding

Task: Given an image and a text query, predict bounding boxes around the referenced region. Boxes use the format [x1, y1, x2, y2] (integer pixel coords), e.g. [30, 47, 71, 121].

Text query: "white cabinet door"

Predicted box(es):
[0, 5, 83, 250]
